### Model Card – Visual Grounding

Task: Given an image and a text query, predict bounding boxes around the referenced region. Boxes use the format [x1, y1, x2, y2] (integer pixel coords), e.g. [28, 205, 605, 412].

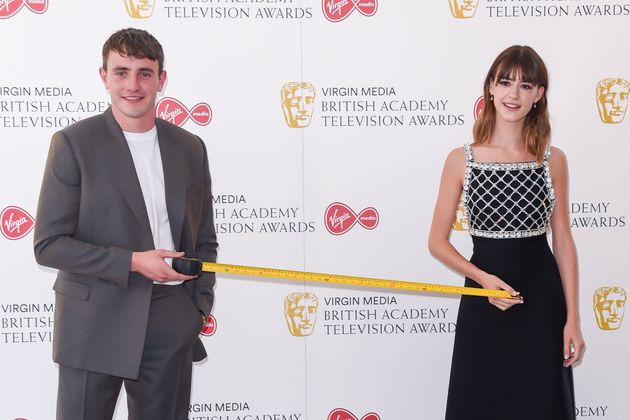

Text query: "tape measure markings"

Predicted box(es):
[199, 261, 517, 299]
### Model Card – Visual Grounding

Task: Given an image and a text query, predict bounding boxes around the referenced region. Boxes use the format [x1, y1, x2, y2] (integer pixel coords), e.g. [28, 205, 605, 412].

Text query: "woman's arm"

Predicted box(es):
[428, 148, 522, 310]
[549, 147, 585, 366]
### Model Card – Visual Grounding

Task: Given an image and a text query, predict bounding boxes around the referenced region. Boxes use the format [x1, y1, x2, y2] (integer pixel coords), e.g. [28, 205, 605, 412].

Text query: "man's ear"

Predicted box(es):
[99, 67, 108, 89]
[158, 70, 167, 92]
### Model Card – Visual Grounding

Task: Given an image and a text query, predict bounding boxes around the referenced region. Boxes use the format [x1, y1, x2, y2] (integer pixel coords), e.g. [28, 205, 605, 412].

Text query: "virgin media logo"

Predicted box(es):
[200, 314, 217, 337]
[156, 97, 212, 127]
[1, 206, 35, 240]
[328, 408, 380, 420]
[322, 0, 377, 22]
[0, 0, 48, 19]
[325, 202, 379, 235]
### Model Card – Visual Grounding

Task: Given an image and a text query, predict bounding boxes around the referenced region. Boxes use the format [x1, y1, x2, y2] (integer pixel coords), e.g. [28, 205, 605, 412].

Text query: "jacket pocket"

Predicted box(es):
[53, 273, 91, 301]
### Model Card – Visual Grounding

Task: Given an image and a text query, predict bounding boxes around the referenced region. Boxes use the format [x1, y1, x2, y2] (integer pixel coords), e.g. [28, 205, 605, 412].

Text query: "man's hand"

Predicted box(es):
[131, 250, 197, 282]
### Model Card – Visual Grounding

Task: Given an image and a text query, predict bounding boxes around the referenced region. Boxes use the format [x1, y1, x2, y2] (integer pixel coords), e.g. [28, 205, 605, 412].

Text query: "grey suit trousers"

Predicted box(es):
[56, 284, 203, 420]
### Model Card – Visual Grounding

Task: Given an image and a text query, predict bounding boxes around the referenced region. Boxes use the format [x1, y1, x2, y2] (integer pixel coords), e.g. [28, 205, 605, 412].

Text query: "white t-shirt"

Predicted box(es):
[124, 127, 182, 286]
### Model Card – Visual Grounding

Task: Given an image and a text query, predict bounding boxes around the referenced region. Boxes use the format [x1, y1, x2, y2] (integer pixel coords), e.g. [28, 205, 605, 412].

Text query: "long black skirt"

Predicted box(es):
[445, 235, 575, 420]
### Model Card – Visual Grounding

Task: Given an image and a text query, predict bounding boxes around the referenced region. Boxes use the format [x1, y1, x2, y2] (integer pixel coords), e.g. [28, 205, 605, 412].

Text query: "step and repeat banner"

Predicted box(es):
[1, 1, 629, 419]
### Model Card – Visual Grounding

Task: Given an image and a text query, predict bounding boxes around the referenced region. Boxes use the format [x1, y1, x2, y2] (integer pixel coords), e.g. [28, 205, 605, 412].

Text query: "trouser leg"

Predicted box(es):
[56, 364, 122, 420]
[125, 284, 201, 420]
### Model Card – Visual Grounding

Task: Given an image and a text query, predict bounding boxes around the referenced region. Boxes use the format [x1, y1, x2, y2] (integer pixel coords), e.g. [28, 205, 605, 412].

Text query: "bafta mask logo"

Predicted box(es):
[593, 287, 627, 330]
[281, 82, 316, 128]
[285, 292, 319, 337]
[452, 199, 468, 231]
[0, 0, 48, 19]
[448, 0, 479, 19]
[596, 78, 629, 124]
[124, 0, 156, 19]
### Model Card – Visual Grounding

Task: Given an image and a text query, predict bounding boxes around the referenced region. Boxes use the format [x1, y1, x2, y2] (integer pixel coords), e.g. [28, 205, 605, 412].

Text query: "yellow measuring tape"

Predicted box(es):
[174, 258, 518, 299]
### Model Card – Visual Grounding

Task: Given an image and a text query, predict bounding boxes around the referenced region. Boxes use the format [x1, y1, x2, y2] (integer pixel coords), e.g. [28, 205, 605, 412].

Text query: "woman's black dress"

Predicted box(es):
[445, 145, 575, 420]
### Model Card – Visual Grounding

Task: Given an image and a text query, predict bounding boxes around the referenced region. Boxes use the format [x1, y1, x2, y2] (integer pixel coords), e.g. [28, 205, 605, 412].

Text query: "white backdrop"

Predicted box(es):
[1, 1, 629, 419]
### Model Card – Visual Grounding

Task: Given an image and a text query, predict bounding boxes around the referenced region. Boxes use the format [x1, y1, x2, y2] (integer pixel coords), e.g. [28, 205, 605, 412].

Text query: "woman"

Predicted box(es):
[428, 45, 585, 420]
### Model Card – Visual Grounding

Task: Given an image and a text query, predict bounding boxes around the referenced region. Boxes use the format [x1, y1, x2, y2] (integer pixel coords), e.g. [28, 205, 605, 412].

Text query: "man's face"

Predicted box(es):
[99, 50, 166, 132]
[597, 82, 629, 124]
[286, 297, 318, 336]
[595, 292, 626, 330]
[283, 87, 315, 128]
[449, 0, 479, 18]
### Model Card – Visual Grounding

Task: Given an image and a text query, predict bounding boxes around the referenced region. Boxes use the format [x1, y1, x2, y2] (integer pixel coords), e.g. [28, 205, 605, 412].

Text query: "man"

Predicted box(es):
[34, 28, 218, 420]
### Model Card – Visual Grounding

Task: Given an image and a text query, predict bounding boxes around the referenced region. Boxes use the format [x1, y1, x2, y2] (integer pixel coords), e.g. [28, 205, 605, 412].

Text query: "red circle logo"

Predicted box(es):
[325, 202, 379, 235]
[1, 206, 35, 240]
[156, 97, 212, 127]
[201, 314, 217, 336]
[328, 408, 380, 420]
[473, 95, 485, 120]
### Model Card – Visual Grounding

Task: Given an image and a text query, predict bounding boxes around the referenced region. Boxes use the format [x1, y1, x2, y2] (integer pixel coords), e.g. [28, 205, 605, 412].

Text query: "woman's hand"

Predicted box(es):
[479, 273, 524, 311]
[562, 321, 585, 367]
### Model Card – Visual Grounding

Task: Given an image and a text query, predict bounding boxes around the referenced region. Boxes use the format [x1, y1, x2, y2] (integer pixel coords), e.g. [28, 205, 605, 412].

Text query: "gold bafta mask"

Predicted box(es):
[593, 287, 627, 330]
[284, 292, 319, 337]
[448, 0, 479, 19]
[281, 82, 316, 128]
[596, 78, 629, 124]
[452, 199, 468, 231]
[125, 0, 156, 18]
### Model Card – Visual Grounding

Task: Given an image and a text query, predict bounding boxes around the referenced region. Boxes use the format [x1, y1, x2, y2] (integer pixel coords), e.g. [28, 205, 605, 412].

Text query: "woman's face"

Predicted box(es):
[489, 72, 544, 125]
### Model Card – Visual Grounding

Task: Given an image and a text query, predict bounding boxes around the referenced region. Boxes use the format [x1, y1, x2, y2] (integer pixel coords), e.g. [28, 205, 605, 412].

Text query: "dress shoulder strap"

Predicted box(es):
[544, 145, 552, 161]
[464, 143, 473, 163]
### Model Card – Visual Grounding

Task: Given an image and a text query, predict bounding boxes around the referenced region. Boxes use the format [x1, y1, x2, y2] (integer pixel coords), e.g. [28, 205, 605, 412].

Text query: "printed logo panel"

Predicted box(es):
[328, 408, 381, 420]
[596, 78, 629, 124]
[473, 95, 485, 120]
[1, 206, 35, 240]
[325, 202, 379, 235]
[593, 287, 626, 330]
[448, 0, 479, 19]
[452, 199, 468, 231]
[281, 82, 316, 128]
[285, 292, 319, 337]
[0, 0, 48, 19]
[322, 0, 378, 22]
[156, 97, 212, 127]
[200, 314, 217, 336]
[124, 0, 156, 18]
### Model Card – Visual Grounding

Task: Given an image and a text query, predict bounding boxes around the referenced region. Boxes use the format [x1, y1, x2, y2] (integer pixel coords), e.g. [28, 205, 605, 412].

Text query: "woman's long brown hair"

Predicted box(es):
[473, 45, 550, 162]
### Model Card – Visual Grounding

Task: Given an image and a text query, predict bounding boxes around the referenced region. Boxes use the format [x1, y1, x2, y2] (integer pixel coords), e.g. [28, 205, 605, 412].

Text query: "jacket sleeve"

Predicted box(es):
[33, 131, 132, 288]
[191, 139, 218, 315]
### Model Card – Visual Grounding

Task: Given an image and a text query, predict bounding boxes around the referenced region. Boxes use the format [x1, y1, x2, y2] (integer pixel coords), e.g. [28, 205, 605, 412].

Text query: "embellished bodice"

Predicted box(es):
[462, 144, 555, 239]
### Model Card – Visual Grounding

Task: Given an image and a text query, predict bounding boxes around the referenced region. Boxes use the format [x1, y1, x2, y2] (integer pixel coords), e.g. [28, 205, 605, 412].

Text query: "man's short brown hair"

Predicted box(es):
[102, 28, 165, 74]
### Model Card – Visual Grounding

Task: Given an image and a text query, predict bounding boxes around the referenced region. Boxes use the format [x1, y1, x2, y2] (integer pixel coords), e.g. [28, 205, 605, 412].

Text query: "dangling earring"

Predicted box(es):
[490, 95, 494, 101]
[533, 102, 537, 109]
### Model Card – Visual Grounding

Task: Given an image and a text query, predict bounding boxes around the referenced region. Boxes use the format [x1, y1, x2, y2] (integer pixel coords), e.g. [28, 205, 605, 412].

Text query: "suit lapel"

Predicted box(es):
[156, 119, 185, 250]
[96, 109, 154, 248]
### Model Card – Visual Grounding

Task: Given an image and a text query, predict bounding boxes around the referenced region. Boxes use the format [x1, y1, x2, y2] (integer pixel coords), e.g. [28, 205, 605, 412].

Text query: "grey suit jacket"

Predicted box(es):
[34, 108, 218, 379]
